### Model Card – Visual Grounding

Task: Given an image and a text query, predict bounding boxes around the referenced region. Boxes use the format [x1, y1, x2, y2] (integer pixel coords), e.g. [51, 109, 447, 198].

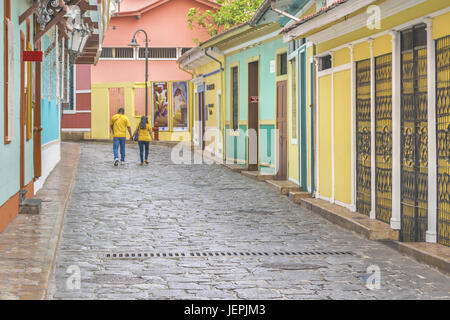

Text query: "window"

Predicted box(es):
[115, 47, 134, 58]
[4, 0, 12, 143]
[231, 66, 239, 131]
[100, 47, 134, 59]
[139, 47, 177, 59]
[101, 47, 113, 58]
[318, 54, 332, 71]
[181, 48, 192, 55]
[291, 58, 297, 141]
[63, 65, 75, 112]
[278, 52, 288, 76]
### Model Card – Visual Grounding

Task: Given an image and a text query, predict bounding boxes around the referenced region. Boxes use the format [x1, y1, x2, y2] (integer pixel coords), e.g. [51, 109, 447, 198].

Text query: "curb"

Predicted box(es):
[41, 142, 81, 300]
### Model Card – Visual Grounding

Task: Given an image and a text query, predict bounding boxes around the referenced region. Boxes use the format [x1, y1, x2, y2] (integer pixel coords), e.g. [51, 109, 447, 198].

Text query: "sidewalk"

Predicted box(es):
[0, 142, 80, 299]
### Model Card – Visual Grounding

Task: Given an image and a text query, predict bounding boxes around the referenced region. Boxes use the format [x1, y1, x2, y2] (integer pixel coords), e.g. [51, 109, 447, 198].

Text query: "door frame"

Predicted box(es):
[298, 46, 308, 190]
[198, 84, 206, 151]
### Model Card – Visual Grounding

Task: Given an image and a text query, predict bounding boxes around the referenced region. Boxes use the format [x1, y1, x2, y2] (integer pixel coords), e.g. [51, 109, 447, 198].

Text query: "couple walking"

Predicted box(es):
[110, 108, 154, 166]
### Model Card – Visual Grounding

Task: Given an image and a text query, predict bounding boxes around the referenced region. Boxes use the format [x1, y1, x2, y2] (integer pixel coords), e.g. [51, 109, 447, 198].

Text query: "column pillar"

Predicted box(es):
[425, 18, 437, 243]
[349, 44, 356, 212]
[390, 30, 401, 230]
[330, 51, 335, 204]
[369, 38, 376, 220]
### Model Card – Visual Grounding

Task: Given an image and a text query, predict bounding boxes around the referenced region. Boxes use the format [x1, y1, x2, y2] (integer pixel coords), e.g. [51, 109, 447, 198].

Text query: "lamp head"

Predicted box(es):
[129, 36, 139, 48]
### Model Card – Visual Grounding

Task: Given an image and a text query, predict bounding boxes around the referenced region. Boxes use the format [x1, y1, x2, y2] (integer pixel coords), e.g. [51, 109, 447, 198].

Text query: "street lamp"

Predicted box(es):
[129, 29, 149, 117]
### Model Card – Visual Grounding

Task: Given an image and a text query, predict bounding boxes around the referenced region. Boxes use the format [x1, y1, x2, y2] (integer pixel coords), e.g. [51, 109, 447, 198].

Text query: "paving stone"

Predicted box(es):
[47, 142, 450, 300]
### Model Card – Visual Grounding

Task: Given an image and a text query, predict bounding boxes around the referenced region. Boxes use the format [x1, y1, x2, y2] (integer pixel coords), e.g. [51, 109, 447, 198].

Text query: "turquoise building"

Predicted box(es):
[0, 0, 111, 232]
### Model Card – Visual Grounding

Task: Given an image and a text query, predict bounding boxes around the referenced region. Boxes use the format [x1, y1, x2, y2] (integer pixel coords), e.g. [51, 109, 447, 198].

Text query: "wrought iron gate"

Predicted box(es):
[400, 25, 428, 242]
[375, 54, 393, 224]
[436, 35, 450, 247]
[356, 59, 372, 216]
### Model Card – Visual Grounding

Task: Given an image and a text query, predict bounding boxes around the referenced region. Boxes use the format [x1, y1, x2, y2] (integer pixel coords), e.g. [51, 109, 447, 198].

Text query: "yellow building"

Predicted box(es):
[91, 81, 194, 142]
[178, 47, 226, 159]
[282, 0, 450, 247]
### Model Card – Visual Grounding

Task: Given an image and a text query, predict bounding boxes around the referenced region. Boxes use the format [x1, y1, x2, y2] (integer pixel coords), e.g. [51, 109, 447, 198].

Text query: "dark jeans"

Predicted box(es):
[113, 137, 126, 161]
[138, 141, 150, 163]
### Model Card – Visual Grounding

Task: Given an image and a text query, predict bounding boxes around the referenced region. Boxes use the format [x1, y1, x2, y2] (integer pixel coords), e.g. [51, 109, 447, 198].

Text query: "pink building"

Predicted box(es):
[61, 65, 93, 137]
[93, 0, 218, 83]
[63, 0, 218, 140]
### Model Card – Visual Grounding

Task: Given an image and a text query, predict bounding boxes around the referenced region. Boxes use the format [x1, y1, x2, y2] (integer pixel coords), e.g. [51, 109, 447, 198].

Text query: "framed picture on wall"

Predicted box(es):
[152, 82, 169, 131]
[172, 81, 189, 131]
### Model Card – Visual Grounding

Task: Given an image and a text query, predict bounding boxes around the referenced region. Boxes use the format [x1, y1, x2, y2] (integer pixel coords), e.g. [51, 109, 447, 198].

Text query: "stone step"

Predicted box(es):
[265, 180, 302, 196]
[222, 164, 247, 173]
[19, 198, 42, 215]
[299, 197, 399, 241]
[288, 191, 312, 203]
[395, 242, 450, 276]
[241, 170, 276, 181]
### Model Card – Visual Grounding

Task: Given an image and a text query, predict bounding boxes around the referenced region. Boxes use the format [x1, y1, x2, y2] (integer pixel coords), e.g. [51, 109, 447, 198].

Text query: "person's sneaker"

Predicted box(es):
[144, 160, 149, 165]
[114, 159, 119, 166]
[120, 161, 125, 165]
[140, 162, 144, 166]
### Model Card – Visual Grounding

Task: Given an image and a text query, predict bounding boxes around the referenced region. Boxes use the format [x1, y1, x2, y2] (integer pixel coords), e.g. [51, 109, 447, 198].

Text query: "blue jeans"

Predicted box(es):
[113, 137, 126, 161]
[138, 141, 149, 163]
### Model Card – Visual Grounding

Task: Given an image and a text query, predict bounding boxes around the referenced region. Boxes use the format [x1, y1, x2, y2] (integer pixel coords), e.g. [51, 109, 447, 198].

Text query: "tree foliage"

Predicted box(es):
[187, 0, 264, 39]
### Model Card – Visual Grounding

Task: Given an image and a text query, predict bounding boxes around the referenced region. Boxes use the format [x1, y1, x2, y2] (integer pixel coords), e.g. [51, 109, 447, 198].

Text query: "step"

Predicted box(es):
[19, 198, 42, 215]
[266, 180, 302, 196]
[395, 242, 450, 275]
[300, 198, 399, 241]
[222, 163, 247, 173]
[241, 170, 276, 181]
[288, 191, 312, 203]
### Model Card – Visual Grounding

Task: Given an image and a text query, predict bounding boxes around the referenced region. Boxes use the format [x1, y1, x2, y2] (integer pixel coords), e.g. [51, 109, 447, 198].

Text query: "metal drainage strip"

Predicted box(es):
[104, 251, 354, 259]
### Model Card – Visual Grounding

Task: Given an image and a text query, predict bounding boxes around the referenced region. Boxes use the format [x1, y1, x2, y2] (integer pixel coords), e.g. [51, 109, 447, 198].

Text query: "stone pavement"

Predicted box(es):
[48, 142, 450, 300]
[0, 142, 80, 300]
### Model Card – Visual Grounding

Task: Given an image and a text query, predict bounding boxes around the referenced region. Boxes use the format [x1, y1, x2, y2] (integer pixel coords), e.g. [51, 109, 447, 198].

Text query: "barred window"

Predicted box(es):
[278, 52, 287, 76]
[139, 47, 177, 59]
[100, 47, 113, 58]
[318, 54, 332, 71]
[151, 47, 177, 58]
[181, 47, 192, 55]
[115, 47, 134, 58]
[100, 47, 134, 59]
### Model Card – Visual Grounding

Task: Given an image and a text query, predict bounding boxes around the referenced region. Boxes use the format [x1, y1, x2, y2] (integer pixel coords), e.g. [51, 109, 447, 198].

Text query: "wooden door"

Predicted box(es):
[277, 81, 287, 180]
[248, 61, 259, 171]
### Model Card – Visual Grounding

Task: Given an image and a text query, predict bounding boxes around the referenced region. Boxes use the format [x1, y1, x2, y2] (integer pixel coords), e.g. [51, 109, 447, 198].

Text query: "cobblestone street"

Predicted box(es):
[48, 142, 450, 300]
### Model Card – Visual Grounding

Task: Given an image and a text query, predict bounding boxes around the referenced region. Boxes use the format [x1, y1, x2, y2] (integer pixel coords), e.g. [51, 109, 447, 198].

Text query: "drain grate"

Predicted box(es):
[103, 250, 354, 259]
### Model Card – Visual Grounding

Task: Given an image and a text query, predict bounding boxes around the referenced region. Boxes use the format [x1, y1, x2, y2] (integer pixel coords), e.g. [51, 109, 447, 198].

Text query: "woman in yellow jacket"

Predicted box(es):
[133, 116, 154, 165]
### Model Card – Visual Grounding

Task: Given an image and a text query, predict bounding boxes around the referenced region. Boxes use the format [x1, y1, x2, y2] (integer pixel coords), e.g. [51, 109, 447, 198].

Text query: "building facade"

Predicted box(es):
[0, 0, 111, 232]
[282, 0, 450, 246]
[89, 0, 219, 142]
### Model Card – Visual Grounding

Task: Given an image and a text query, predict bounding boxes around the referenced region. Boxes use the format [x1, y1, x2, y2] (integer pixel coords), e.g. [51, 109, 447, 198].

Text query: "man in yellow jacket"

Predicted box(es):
[110, 108, 133, 166]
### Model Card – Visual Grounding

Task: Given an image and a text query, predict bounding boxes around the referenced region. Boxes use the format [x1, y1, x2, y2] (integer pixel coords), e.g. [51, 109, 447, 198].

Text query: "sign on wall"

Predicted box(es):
[153, 82, 169, 131]
[23, 51, 43, 62]
[172, 81, 189, 131]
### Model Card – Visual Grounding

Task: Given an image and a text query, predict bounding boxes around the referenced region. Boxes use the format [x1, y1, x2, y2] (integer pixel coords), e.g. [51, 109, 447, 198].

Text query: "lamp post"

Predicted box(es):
[129, 29, 149, 117]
